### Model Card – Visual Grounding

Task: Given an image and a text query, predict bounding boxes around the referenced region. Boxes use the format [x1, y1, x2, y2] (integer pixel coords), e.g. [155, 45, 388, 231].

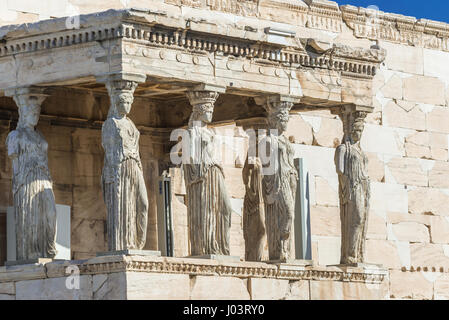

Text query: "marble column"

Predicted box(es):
[258, 95, 299, 262]
[99, 74, 149, 251]
[183, 86, 233, 256]
[334, 105, 371, 265]
[5, 87, 58, 261]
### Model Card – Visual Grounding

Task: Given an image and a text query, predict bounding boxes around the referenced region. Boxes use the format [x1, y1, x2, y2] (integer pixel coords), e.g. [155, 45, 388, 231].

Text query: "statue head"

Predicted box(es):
[350, 119, 364, 143]
[265, 101, 292, 135]
[186, 91, 219, 127]
[15, 94, 46, 129]
[106, 80, 138, 118]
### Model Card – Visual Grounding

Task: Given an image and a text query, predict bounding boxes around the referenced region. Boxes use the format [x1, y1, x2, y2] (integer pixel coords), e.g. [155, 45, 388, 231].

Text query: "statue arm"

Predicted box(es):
[335, 144, 346, 176]
[6, 131, 19, 159]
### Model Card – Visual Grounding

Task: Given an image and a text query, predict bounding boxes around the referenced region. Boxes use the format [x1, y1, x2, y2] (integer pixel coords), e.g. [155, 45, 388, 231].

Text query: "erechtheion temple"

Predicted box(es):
[0, 0, 448, 300]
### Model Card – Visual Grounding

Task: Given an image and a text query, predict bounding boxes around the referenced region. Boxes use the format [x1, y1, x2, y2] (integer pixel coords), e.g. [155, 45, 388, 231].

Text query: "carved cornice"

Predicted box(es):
[0, 9, 385, 82]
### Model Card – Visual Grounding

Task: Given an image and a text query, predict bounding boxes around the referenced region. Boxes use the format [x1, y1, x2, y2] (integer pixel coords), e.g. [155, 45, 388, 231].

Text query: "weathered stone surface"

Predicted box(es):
[93, 272, 126, 300]
[429, 162, 449, 189]
[310, 205, 340, 237]
[0, 264, 46, 283]
[381, 42, 424, 75]
[249, 278, 309, 300]
[314, 176, 339, 207]
[0, 282, 14, 295]
[430, 216, 449, 244]
[223, 167, 246, 199]
[310, 280, 343, 300]
[16, 275, 93, 300]
[366, 212, 387, 240]
[381, 75, 403, 100]
[386, 157, 428, 187]
[342, 282, 388, 300]
[314, 236, 341, 266]
[408, 187, 449, 216]
[403, 76, 446, 106]
[312, 117, 343, 148]
[190, 276, 250, 300]
[366, 153, 385, 182]
[0, 294, 15, 300]
[361, 124, 404, 157]
[404, 131, 448, 160]
[286, 114, 313, 145]
[427, 106, 449, 134]
[387, 212, 432, 226]
[434, 275, 449, 300]
[383, 101, 426, 131]
[410, 243, 449, 268]
[126, 272, 190, 300]
[389, 270, 434, 300]
[71, 218, 106, 255]
[423, 48, 449, 78]
[390, 222, 430, 243]
[365, 239, 403, 269]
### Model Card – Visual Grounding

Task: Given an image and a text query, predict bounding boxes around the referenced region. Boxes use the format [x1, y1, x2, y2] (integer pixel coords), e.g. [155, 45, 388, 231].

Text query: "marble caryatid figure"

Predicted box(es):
[335, 108, 370, 264]
[183, 90, 233, 256]
[262, 98, 298, 262]
[242, 138, 266, 262]
[101, 80, 148, 251]
[6, 88, 57, 260]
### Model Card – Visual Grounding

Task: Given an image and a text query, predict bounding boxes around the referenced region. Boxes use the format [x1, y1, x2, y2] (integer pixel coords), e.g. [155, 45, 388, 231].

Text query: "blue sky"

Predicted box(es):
[335, 0, 449, 23]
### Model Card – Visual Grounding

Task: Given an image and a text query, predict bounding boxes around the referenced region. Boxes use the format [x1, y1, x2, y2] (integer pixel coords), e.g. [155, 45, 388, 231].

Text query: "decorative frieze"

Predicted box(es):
[341, 5, 449, 52]
[1, 255, 388, 284]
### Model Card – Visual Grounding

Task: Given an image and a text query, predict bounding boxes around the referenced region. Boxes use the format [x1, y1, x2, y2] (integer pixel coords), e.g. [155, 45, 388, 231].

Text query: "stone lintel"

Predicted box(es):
[96, 72, 147, 85]
[332, 104, 374, 115]
[254, 94, 302, 107]
[191, 83, 227, 93]
[4, 86, 48, 98]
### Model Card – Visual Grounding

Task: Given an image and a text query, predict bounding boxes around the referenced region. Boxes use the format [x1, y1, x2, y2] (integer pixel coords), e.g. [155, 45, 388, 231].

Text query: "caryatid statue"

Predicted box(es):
[6, 87, 58, 260]
[183, 90, 233, 256]
[334, 106, 370, 264]
[101, 79, 148, 251]
[241, 120, 266, 262]
[261, 97, 298, 262]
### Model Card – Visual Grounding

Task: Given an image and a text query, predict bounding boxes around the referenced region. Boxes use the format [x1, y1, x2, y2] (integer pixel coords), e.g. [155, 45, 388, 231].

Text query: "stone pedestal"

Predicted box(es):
[5, 258, 55, 267]
[267, 259, 314, 266]
[329, 263, 384, 270]
[0, 255, 389, 300]
[188, 255, 241, 262]
[97, 250, 161, 257]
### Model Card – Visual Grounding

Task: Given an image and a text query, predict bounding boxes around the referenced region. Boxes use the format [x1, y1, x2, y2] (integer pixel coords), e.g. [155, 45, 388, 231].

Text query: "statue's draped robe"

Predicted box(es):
[242, 157, 265, 261]
[183, 126, 232, 256]
[6, 128, 57, 260]
[262, 134, 298, 261]
[336, 142, 370, 264]
[102, 117, 148, 251]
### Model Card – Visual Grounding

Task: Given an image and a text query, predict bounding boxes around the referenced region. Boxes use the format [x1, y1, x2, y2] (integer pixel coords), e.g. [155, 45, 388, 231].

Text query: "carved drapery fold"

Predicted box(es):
[259, 96, 299, 262]
[183, 88, 233, 256]
[334, 105, 370, 265]
[5, 87, 57, 261]
[101, 76, 149, 251]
